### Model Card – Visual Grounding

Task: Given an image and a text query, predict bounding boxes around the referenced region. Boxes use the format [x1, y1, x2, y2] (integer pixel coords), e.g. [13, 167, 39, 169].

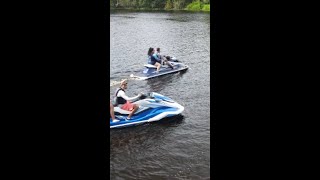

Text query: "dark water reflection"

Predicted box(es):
[110, 10, 210, 179]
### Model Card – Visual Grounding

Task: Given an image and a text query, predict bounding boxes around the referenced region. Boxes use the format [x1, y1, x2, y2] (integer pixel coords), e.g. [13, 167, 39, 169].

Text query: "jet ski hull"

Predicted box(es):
[130, 62, 188, 80]
[110, 92, 184, 128]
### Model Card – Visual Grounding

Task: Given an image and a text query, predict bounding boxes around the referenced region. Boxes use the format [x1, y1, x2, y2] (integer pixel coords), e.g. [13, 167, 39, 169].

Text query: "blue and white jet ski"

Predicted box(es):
[110, 92, 184, 129]
[130, 57, 188, 80]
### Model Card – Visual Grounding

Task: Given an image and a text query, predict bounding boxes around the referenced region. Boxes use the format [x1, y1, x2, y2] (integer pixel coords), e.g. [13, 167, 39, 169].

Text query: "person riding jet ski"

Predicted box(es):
[113, 79, 142, 120]
[155, 48, 175, 69]
[110, 91, 185, 128]
[147, 47, 161, 73]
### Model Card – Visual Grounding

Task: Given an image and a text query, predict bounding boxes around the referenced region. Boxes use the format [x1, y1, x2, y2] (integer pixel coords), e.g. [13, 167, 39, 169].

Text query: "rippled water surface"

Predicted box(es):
[109, 10, 210, 179]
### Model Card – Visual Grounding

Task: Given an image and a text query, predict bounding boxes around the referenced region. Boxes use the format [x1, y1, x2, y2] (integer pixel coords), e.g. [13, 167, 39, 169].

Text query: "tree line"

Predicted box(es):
[109, 0, 210, 11]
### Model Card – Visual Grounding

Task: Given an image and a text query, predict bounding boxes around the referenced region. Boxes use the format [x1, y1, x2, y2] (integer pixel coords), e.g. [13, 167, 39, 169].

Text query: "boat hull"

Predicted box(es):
[130, 62, 188, 80]
[110, 92, 184, 128]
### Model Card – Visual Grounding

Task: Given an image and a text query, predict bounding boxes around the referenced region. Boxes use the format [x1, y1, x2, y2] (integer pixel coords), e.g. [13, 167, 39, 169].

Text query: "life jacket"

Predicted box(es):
[150, 54, 159, 64]
[147, 55, 152, 64]
[114, 88, 126, 105]
[156, 52, 161, 58]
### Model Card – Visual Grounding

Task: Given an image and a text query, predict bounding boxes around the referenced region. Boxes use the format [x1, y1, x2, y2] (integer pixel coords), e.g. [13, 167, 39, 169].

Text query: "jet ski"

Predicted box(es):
[110, 92, 184, 128]
[130, 56, 188, 80]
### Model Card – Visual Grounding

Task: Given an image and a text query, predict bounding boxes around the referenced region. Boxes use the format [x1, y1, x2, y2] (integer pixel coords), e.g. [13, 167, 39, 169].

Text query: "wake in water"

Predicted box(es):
[110, 76, 144, 87]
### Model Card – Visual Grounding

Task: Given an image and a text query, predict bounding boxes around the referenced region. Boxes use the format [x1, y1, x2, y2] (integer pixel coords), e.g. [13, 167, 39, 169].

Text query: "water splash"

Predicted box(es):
[110, 80, 121, 87]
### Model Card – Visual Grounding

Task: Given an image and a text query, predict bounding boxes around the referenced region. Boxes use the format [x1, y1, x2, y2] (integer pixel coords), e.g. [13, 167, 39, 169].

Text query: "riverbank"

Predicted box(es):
[110, 2, 210, 12]
[110, 7, 210, 12]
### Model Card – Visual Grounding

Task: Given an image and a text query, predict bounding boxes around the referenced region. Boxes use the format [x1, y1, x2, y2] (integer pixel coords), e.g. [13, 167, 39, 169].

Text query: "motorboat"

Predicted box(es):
[110, 92, 184, 128]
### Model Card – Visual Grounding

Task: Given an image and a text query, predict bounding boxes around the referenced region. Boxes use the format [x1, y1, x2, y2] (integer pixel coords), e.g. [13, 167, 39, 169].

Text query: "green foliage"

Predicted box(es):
[165, 0, 173, 9]
[109, 0, 209, 11]
[185, 1, 201, 11]
[185, 0, 210, 11]
[202, 0, 210, 3]
[202, 4, 210, 11]
[164, 0, 193, 10]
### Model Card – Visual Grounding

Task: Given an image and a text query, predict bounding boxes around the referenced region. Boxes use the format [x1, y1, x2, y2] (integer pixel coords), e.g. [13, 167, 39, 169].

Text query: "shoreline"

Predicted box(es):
[110, 8, 210, 12]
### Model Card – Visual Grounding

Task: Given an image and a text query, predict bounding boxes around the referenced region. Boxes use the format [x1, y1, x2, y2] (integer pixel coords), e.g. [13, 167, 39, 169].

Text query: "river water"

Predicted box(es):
[109, 10, 211, 179]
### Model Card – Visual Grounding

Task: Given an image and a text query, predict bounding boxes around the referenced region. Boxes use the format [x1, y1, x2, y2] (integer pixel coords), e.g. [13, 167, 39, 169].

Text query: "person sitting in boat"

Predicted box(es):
[148, 47, 161, 73]
[155, 48, 174, 69]
[115, 79, 142, 120]
[110, 101, 120, 123]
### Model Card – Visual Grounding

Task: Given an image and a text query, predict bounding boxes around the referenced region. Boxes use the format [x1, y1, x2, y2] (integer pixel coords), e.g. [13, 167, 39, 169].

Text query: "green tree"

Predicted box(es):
[165, 0, 173, 9]
[110, 0, 209, 10]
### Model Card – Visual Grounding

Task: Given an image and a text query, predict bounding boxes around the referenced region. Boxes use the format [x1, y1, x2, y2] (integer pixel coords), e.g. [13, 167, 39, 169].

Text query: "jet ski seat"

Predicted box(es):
[144, 64, 157, 69]
[114, 107, 130, 114]
[114, 106, 149, 115]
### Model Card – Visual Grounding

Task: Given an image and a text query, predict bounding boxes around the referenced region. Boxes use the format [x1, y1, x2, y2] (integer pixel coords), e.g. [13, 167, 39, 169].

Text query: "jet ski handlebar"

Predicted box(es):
[138, 92, 154, 100]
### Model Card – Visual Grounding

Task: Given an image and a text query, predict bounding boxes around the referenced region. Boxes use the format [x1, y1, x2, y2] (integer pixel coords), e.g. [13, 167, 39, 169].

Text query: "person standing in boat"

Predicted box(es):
[148, 47, 161, 73]
[155, 48, 174, 69]
[110, 101, 120, 123]
[115, 79, 142, 120]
